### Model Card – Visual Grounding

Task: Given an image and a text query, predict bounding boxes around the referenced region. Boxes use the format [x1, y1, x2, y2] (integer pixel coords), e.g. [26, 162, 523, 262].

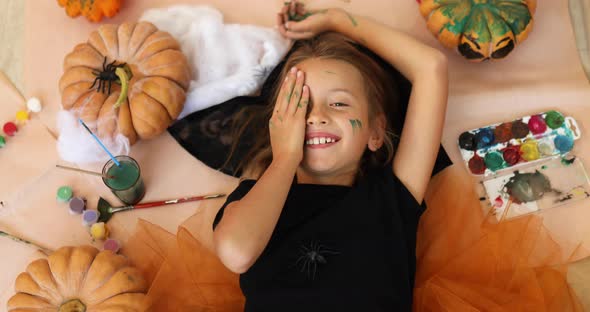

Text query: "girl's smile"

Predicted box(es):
[305, 131, 341, 149]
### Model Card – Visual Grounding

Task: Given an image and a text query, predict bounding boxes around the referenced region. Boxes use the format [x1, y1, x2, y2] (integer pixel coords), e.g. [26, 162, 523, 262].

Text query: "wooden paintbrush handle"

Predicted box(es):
[133, 194, 226, 209]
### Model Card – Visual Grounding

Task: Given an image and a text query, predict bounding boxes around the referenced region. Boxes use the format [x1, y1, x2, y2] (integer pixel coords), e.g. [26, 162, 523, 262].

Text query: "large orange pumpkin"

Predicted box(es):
[419, 0, 537, 61]
[59, 22, 191, 145]
[7, 246, 149, 311]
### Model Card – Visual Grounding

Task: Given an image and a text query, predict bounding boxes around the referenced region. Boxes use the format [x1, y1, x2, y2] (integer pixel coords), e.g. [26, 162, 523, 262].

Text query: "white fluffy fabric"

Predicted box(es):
[56, 110, 130, 164]
[140, 5, 291, 119]
[57, 5, 289, 163]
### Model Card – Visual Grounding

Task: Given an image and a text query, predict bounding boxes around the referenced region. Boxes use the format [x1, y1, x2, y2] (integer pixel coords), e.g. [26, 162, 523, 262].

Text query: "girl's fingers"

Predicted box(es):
[287, 70, 304, 116]
[295, 85, 310, 118]
[279, 67, 298, 114]
[277, 14, 289, 36]
[290, 1, 296, 17]
[276, 12, 284, 29]
[296, 2, 306, 15]
[274, 67, 296, 115]
[284, 18, 311, 32]
[284, 30, 315, 40]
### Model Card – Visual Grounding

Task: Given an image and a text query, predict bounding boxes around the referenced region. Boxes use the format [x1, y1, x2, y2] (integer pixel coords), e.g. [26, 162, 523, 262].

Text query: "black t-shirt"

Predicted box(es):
[213, 166, 425, 312]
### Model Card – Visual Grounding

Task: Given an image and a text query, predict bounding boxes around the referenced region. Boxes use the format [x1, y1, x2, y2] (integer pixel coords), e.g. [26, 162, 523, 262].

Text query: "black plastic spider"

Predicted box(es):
[89, 56, 128, 95]
[289, 240, 340, 281]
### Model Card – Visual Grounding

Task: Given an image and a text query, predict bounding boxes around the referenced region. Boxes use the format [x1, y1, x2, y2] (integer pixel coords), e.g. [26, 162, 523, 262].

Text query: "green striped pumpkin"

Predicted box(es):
[419, 0, 537, 61]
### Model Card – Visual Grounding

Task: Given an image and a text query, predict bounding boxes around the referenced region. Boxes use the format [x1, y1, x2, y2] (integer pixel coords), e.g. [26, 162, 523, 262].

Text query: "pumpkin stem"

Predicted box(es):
[113, 65, 132, 109]
[59, 299, 86, 312]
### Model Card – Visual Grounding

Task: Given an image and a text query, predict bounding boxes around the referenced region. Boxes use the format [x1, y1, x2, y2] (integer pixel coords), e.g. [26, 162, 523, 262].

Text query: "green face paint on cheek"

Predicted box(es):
[349, 119, 362, 134]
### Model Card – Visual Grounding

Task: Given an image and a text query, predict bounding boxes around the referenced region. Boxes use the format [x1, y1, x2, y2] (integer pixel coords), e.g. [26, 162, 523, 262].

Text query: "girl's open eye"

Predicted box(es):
[330, 102, 349, 108]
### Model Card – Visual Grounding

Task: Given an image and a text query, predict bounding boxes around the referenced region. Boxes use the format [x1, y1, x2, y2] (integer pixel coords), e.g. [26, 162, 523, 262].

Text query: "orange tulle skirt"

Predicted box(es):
[122, 165, 589, 311]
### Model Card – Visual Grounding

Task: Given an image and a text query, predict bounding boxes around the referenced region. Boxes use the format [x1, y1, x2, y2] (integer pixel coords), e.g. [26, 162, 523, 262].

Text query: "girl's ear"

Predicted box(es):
[368, 114, 386, 152]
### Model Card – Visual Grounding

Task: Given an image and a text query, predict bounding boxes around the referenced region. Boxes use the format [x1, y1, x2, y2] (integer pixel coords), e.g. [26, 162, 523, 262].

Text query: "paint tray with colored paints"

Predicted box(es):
[479, 156, 590, 221]
[458, 111, 581, 176]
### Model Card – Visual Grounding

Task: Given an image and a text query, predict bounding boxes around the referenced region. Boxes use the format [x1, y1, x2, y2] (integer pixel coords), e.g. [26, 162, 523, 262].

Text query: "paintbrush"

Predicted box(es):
[97, 194, 226, 223]
[56, 164, 116, 179]
[0, 231, 53, 255]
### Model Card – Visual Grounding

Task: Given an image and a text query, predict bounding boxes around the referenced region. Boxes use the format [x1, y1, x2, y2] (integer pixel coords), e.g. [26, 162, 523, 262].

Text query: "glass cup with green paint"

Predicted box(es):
[101, 155, 146, 205]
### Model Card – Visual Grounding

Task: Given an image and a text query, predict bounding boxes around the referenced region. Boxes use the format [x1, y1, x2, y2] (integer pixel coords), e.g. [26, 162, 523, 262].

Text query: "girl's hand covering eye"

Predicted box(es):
[269, 67, 310, 166]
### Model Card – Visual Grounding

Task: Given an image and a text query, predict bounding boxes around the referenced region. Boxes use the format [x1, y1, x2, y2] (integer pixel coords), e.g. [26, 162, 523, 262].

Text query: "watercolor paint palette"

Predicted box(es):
[458, 111, 581, 176]
[479, 156, 590, 221]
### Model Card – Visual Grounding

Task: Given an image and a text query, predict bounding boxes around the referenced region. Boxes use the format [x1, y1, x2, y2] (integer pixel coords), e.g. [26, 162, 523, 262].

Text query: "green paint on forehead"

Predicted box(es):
[325, 71, 337, 75]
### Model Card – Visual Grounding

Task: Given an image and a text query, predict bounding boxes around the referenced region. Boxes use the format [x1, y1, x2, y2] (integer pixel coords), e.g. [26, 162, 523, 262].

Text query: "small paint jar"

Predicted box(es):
[103, 239, 120, 253]
[82, 210, 100, 227]
[15, 110, 29, 124]
[68, 197, 86, 215]
[27, 97, 42, 113]
[3, 122, 17, 136]
[90, 222, 109, 240]
[57, 186, 73, 203]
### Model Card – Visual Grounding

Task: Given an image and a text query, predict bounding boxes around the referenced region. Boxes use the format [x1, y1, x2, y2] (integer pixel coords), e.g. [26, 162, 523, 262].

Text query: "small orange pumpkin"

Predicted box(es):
[7, 245, 149, 311]
[57, 0, 122, 23]
[59, 22, 191, 144]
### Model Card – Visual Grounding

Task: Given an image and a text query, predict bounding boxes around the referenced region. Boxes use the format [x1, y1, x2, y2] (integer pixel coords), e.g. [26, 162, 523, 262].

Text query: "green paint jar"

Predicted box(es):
[102, 156, 145, 205]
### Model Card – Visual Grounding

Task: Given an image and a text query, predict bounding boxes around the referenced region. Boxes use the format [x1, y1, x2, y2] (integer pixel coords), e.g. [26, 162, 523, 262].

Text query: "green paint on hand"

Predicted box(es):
[345, 12, 358, 27]
[325, 71, 337, 75]
[289, 12, 313, 21]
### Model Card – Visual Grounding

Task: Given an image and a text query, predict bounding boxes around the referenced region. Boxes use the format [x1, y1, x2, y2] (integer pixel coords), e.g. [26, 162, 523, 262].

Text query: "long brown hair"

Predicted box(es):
[226, 32, 401, 179]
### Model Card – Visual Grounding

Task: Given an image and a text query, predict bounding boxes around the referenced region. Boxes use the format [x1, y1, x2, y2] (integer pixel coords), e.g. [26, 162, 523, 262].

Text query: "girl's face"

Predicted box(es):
[295, 58, 382, 184]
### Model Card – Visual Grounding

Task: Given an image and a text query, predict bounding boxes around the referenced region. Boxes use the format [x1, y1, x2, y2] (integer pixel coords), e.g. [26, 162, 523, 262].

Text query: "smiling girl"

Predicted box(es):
[212, 2, 448, 310]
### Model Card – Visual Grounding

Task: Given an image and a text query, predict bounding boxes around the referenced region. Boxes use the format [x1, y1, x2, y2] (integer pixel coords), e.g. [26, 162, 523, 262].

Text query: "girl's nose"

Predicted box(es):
[306, 103, 328, 125]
